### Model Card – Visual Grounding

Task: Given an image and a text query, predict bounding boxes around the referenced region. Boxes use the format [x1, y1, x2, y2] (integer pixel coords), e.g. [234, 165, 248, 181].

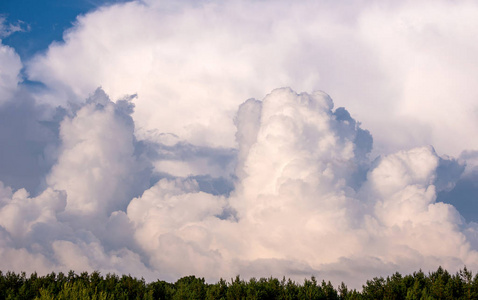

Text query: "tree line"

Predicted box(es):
[0, 266, 477, 299]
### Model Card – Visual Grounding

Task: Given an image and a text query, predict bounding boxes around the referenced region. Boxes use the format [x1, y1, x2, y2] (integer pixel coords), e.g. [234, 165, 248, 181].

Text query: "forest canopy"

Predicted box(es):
[0, 267, 477, 299]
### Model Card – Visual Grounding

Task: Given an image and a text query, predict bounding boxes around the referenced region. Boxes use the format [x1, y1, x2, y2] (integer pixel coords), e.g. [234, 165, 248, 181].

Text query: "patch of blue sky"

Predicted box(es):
[0, 0, 131, 60]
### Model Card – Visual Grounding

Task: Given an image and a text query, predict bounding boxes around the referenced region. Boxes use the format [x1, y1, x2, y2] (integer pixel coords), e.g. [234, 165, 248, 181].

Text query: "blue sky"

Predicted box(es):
[1, 0, 130, 59]
[1, 0, 478, 289]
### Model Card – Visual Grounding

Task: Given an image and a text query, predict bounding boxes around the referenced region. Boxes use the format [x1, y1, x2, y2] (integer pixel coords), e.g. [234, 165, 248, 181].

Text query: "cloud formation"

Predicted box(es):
[47, 88, 148, 217]
[0, 0, 478, 290]
[0, 42, 21, 104]
[0, 16, 28, 39]
[25, 0, 478, 156]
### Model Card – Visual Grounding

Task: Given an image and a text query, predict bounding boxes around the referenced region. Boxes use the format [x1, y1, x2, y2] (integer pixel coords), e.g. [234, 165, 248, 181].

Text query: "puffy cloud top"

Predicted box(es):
[24, 0, 478, 155]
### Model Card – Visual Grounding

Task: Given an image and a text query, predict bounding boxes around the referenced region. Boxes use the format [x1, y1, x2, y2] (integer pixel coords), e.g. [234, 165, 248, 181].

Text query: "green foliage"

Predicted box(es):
[173, 276, 206, 300]
[0, 267, 477, 299]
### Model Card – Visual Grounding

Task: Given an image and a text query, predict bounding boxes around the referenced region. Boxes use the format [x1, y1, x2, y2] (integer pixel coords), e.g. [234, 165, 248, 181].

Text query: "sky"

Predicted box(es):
[1, 0, 478, 289]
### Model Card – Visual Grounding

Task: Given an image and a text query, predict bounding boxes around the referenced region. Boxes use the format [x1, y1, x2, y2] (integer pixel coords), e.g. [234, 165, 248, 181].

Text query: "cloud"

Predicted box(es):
[121, 88, 477, 287]
[437, 151, 478, 222]
[47, 88, 150, 218]
[126, 178, 228, 280]
[0, 81, 476, 288]
[0, 90, 62, 194]
[25, 0, 478, 157]
[0, 16, 28, 38]
[0, 187, 66, 242]
[0, 183, 62, 274]
[1, 0, 478, 290]
[0, 40, 63, 194]
[0, 86, 157, 280]
[226, 89, 478, 287]
[0, 41, 22, 104]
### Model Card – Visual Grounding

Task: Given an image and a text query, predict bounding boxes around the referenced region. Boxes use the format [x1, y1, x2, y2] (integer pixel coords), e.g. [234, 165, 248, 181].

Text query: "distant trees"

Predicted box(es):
[0, 267, 478, 299]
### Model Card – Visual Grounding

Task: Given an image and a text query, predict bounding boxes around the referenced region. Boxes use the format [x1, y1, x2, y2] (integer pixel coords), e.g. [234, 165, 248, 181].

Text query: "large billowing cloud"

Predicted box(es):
[26, 0, 478, 156]
[1, 0, 478, 290]
[124, 88, 478, 287]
